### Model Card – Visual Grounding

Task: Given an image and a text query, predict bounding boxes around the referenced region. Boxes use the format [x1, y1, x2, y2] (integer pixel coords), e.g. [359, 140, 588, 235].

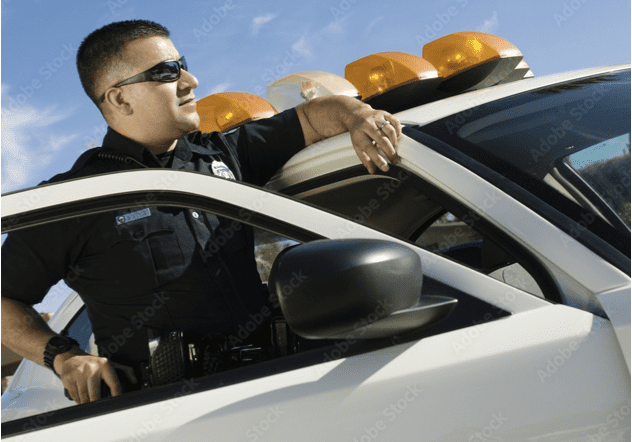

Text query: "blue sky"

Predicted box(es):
[1, 0, 630, 312]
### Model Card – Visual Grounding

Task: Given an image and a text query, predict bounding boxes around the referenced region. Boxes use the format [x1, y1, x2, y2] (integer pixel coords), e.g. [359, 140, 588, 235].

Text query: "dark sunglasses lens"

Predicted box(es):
[180, 57, 187, 72]
[150, 61, 181, 81]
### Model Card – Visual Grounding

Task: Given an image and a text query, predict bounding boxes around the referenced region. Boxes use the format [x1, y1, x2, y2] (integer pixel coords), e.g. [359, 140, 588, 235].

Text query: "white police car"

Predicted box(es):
[2, 32, 630, 441]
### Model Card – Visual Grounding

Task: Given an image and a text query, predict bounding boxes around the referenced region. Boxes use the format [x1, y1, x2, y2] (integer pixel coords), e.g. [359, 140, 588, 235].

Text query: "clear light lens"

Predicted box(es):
[266, 71, 359, 112]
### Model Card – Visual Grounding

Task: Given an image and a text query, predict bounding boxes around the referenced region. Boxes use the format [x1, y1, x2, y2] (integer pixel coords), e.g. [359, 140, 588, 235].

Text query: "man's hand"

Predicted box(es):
[345, 104, 402, 175]
[54, 349, 137, 404]
[296, 96, 403, 175]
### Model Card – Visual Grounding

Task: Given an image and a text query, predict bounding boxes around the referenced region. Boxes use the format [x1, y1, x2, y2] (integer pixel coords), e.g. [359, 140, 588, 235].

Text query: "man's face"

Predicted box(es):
[115, 36, 200, 147]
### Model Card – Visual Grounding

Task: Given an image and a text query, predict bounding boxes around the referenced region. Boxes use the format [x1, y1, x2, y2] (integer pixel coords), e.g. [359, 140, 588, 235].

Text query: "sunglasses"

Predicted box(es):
[97, 56, 188, 104]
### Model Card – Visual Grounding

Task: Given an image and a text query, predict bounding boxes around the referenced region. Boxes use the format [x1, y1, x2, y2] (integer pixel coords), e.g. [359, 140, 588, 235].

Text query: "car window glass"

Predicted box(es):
[417, 70, 631, 247]
[288, 169, 551, 299]
[253, 227, 300, 284]
[64, 308, 98, 356]
[564, 133, 630, 227]
[415, 212, 544, 298]
[50, 229, 299, 368]
[1, 205, 306, 414]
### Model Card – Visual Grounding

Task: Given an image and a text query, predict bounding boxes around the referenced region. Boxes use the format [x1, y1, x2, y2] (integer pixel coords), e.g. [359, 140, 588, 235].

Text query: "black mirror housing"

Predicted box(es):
[268, 239, 456, 339]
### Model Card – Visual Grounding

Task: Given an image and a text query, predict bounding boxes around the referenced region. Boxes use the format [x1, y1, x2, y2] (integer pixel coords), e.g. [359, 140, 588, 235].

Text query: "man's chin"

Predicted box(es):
[184, 114, 201, 132]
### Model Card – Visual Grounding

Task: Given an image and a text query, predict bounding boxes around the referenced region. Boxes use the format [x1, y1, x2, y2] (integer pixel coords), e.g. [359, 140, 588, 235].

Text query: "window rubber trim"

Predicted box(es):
[554, 157, 631, 239]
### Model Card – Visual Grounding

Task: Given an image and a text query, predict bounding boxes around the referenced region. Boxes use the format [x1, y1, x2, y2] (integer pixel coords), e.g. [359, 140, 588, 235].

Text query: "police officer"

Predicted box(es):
[1, 20, 402, 404]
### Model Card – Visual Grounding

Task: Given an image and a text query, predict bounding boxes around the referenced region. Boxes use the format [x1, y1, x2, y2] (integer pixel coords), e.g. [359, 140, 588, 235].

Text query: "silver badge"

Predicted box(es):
[115, 208, 151, 225]
[211, 160, 236, 180]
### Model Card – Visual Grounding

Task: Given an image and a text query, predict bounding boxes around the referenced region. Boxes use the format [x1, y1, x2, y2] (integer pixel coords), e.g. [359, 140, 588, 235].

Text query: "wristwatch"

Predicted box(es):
[43, 335, 79, 375]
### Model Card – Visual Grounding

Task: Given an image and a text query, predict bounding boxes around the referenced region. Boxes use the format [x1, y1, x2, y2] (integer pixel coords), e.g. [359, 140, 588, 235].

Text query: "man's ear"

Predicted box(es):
[105, 89, 133, 116]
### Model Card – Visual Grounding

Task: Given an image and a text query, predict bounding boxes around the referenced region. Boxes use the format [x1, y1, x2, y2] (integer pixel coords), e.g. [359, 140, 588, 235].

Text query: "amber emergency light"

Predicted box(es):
[345, 52, 439, 101]
[423, 32, 523, 92]
[196, 92, 277, 133]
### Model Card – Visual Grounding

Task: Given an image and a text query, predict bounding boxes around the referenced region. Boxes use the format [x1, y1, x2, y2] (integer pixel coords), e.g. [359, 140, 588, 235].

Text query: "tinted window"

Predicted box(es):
[418, 70, 631, 250]
[64, 308, 97, 355]
[565, 134, 630, 226]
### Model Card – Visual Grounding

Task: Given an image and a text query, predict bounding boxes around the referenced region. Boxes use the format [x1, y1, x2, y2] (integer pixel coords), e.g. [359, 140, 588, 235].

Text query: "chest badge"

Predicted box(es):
[211, 160, 236, 180]
[116, 208, 151, 225]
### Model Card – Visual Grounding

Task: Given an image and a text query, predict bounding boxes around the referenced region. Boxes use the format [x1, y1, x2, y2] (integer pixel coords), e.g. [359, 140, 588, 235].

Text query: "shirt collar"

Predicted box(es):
[101, 128, 221, 166]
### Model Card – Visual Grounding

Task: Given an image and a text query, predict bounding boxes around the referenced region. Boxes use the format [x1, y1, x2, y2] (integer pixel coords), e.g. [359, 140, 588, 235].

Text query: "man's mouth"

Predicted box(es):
[180, 97, 195, 106]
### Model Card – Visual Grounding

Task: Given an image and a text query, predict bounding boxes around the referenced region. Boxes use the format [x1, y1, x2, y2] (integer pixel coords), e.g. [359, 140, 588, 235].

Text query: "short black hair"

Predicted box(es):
[77, 20, 170, 105]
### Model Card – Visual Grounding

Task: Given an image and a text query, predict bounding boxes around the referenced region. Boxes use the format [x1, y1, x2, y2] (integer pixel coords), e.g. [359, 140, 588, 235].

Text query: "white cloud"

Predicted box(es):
[47, 134, 79, 153]
[208, 82, 232, 95]
[291, 36, 311, 57]
[477, 11, 498, 33]
[365, 16, 384, 36]
[326, 20, 344, 34]
[251, 13, 278, 36]
[1, 96, 76, 191]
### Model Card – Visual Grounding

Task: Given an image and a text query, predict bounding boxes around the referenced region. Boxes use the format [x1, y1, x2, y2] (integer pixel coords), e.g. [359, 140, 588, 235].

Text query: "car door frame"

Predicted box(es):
[1, 169, 627, 441]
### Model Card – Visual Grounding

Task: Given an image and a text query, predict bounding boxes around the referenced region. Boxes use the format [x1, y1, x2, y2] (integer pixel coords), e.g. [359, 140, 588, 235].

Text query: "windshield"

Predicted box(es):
[417, 70, 631, 244]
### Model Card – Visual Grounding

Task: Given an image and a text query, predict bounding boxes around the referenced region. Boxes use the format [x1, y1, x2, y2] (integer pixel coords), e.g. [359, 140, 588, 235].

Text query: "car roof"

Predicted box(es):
[264, 63, 630, 195]
[273, 64, 630, 174]
[396, 64, 630, 127]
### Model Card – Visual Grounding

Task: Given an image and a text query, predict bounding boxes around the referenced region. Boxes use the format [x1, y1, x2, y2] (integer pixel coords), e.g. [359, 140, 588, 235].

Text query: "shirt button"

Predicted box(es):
[192, 211, 199, 219]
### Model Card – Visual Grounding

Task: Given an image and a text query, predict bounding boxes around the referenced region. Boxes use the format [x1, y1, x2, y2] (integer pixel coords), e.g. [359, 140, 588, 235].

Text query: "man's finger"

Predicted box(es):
[380, 122, 400, 152]
[354, 146, 376, 174]
[65, 383, 79, 404]
[367, 131, 396, 166]
[101, 364, 123, 397]
[375, 133, 398, 164]
[388, 116, 403, 139]
[87, 375, 101, 402]
[363, 141, 389, 173]
[76, 382, 90, 405]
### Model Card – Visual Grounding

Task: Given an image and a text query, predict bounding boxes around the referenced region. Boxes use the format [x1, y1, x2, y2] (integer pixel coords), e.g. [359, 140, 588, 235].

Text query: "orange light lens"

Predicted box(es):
[423, 32, 522, 79]
[345, 52, 438, 100]
[196, 92, 277, 133]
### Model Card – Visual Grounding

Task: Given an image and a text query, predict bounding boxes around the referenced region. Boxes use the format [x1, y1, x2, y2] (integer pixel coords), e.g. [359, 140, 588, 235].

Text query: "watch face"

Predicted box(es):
[48, 336, 69, 349]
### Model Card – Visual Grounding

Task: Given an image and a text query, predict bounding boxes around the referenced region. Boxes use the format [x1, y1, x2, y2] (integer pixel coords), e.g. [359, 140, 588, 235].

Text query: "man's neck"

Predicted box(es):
[107, 121, 180, 154]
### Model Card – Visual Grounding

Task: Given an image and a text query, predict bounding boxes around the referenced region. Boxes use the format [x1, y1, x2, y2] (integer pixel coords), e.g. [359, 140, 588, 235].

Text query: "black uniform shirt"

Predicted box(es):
[2, 108, 305, 365]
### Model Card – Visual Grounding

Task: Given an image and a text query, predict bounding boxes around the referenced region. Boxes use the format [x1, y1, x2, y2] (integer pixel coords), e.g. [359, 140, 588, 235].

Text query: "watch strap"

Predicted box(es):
[43, 336, 79, 375]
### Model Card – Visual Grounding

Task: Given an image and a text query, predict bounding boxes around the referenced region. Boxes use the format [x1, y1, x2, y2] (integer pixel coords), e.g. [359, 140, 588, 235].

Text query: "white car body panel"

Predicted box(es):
[4, 305, 629, 441]
[595, 285, 632, 369]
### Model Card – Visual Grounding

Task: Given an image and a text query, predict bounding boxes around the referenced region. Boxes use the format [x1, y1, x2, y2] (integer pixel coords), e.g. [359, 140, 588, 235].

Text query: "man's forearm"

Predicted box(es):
[296, 95, 372, 145]
[1, 297, 57, 366]
[295, 95, 402, 174]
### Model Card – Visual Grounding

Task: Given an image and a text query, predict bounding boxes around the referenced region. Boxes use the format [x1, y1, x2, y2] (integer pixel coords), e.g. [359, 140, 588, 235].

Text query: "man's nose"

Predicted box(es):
[179, 69, 199, 90]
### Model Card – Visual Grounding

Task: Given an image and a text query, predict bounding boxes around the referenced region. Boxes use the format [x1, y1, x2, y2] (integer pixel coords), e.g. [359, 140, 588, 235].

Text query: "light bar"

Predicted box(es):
[196, 92, 277, 133]
[496, 59, 534, 84]
[267, 71, 359, 112]
[423, 31, 523, 92]
[345, 52, 440, 101]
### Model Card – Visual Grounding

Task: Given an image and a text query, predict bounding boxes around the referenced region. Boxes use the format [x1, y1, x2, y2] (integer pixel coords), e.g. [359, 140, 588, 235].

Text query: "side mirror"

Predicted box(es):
[268, 239, 457, 339]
